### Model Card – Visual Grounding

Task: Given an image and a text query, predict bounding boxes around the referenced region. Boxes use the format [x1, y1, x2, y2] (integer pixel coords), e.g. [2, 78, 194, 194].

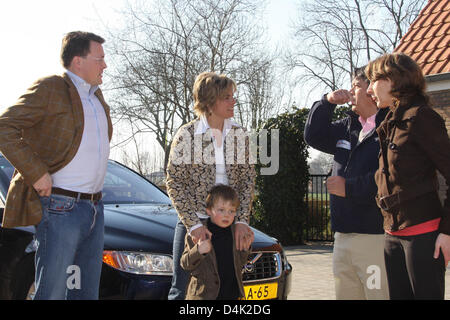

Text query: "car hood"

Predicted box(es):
[103, 203, 278, 254]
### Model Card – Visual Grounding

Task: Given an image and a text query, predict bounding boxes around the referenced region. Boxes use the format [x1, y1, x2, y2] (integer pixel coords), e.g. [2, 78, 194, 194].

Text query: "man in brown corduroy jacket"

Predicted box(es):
[0, 31, 113, 299]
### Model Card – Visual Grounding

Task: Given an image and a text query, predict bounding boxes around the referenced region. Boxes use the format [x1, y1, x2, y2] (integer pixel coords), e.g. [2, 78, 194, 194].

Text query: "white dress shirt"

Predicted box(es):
[51, 71, 110, 193]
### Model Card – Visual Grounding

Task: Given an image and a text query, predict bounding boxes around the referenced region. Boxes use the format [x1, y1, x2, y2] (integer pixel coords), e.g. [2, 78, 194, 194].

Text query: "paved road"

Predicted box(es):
[284, 242, 450, 300]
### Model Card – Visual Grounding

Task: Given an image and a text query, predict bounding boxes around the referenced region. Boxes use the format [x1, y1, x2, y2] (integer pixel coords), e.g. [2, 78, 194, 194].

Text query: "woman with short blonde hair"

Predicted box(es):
[166, 71, 255, 300]
[193, 72, 237, 117]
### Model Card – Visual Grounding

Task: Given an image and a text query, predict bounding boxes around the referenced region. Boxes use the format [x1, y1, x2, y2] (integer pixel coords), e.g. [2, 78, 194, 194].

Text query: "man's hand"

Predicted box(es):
[190, 225, 212, 245]
[33, 172, 52, 197]
[434, 233, 450, 267]
[235, 223, 254, 251]
[327, 89, 355, 105]
[326, 176, 346, 197]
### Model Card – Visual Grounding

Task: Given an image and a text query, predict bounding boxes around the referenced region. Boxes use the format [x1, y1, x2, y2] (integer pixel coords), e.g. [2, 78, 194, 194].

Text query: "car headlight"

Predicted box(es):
[103, 250, 173, 275]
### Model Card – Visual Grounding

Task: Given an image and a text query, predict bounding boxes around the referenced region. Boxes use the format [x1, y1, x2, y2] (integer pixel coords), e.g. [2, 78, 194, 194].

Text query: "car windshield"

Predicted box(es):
[0, 157, 171, 206]
[102, 161, 171, 205]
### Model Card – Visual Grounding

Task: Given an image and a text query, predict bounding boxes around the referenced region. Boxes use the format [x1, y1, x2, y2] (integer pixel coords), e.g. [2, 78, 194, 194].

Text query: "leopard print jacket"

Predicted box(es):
[166, 118, 256, 230]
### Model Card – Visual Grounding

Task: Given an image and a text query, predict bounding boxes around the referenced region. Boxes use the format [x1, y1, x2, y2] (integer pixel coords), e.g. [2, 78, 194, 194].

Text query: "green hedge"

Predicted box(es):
[250, 108, 310, 245]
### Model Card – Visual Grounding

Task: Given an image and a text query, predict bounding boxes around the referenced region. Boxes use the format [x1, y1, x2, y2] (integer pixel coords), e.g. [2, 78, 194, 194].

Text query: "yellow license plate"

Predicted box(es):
[243, 283, 278, 300]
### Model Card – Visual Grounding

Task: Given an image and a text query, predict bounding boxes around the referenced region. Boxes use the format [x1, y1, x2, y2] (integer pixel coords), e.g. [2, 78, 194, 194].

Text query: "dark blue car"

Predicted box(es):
[0, 156, 292, 300]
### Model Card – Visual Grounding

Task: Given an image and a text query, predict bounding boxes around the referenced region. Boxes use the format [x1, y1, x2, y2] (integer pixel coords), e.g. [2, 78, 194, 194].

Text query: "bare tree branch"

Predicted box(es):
[105, 0, 282, 170]
[285, 0, 426, 100]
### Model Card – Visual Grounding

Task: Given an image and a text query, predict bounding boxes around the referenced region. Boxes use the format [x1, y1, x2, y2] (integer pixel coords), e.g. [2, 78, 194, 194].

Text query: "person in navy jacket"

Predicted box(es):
[304, 66, 389, 300]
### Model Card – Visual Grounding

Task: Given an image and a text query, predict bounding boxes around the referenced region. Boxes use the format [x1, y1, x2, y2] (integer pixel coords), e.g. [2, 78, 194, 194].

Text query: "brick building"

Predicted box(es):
[394, 0, 450, 134]
[394, 0, 449, 202]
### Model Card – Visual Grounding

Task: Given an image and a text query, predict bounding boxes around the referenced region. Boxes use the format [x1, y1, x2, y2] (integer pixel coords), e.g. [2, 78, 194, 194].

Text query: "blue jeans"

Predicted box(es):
[167, 219, 189, 300]
[34, 194, 104, 300]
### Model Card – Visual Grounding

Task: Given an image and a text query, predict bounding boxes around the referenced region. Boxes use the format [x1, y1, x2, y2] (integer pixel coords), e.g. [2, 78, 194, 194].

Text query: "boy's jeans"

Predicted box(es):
[34, 194, 104, 300]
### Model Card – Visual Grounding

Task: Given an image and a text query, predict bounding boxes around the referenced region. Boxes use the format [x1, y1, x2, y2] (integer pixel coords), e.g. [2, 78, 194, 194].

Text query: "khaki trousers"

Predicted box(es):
[333, 232, 389, 300]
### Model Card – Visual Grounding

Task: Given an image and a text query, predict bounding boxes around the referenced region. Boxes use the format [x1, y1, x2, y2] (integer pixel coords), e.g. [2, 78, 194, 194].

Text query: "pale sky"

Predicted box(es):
[0, 0, 297, 109]
[0, 0, 298, 162]
[0, 0, 125, 108]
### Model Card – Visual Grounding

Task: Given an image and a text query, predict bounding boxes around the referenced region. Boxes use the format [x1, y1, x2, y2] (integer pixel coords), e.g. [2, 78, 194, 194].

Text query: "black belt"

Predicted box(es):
[52, 187, 102, 201]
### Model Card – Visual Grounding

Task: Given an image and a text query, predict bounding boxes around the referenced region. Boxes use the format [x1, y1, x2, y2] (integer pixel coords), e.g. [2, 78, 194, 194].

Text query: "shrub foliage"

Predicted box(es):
[250, 108, 310, 245]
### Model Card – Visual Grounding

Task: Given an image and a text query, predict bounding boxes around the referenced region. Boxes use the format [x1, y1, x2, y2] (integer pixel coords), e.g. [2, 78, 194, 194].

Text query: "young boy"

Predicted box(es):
[180, 184, 251, 300]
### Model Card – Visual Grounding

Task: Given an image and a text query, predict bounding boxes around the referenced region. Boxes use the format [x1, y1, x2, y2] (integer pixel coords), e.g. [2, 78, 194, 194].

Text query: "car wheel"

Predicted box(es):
[10, 253, 35, 300]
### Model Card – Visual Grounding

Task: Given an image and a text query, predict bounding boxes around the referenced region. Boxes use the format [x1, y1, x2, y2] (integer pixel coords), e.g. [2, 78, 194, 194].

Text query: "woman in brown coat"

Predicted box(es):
[366, 53, 450, 299]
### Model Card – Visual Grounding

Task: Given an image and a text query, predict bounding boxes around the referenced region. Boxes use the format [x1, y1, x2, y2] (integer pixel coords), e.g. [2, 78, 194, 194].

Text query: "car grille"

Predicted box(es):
[242, 251, 281, 282]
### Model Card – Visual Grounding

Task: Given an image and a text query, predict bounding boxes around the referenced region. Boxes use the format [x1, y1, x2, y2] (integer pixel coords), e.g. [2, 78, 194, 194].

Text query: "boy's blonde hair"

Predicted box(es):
[205, 184, 240, 210]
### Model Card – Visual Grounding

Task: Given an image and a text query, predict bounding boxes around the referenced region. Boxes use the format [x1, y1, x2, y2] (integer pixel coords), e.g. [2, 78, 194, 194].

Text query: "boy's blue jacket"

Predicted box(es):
[304, 96, 388, 234]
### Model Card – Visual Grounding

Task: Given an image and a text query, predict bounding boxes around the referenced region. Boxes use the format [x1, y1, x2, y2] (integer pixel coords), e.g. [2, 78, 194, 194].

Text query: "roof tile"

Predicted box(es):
[427, 46, 446, 63]
[432, 58, 450, 73]
[415, 38, 434, 52]
[412, 25, 433, 40]
[434, 22, 450, 37]
[430, 0, 449, 13]
[395, 0, 450, 76]
[421, 1, 435, 15]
